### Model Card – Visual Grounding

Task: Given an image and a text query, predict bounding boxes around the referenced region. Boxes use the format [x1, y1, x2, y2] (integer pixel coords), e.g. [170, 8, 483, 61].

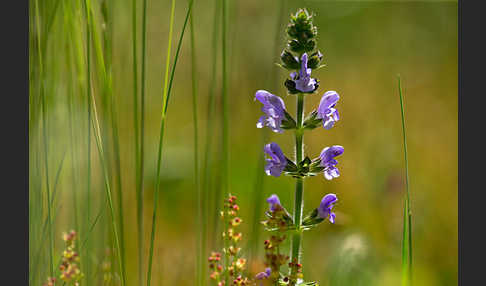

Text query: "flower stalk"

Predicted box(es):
[254, 8, 344, 285]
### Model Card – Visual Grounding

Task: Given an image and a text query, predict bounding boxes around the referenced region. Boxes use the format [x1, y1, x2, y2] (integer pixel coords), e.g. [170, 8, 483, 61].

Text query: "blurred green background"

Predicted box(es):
[29, 0, 457, 285]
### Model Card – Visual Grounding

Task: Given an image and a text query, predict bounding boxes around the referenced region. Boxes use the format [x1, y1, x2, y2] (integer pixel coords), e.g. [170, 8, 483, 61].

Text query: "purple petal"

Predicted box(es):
[320, 145, 344, 165]
[267, 194, 280, 211]
[256, 115, 266, 129]
[321, 193, 338, 207]
[300, 53, 309, 78]
[329, 212, 336, 224]
[318, 91, 340, 112]
[254, 90, 287, 133]
[264, 143, 287, 177]
[318, 194, 338, 219]
[255, 90, 271, 104]
[324, 166, 340, 180]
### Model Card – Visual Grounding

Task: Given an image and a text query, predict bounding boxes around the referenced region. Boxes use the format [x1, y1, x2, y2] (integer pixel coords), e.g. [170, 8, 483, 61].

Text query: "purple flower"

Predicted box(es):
[266, 194, 281, 211]
[264, 142, 288, 177]
[318, 194, 338, 223]
[255, 90, 287, 133]
[320, 145, 344, 180]
[255, 267, 271, 280]
[290, 53, 317, 93]
[317, 91, 340, 129]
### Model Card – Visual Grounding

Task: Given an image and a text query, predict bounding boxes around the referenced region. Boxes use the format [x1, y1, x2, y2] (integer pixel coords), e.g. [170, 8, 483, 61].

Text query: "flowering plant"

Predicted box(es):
[208, 8, 345, 286]
[254, 8, 344, 285]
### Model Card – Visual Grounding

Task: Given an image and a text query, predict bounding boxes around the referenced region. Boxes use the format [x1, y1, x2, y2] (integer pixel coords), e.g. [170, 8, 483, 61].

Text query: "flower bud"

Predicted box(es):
[307, 50, 324, 69]
[284, 78, 299, 94]
[280, 50, 300, 70]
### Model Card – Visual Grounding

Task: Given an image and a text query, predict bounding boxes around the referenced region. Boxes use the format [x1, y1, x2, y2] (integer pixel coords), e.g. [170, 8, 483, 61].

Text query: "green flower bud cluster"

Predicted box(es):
[280, 9, 324, 71]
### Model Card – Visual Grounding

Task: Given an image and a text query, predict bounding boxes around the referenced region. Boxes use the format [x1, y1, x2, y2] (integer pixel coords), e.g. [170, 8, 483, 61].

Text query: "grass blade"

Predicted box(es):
[189, 5, 203, 285]
[137, 0, 149, 282]
[90, 86, 125, 286]
[33, 0, 55, 277]
[131, 0, 142, 281]
[221, 0, 230, 283]
[146, 1, 195, 285]
[204, 0, 220, 252]
[398, 76, 412, 286]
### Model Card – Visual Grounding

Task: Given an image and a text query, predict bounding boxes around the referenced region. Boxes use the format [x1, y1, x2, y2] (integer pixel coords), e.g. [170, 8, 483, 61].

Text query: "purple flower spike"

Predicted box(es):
[320, 145, 344, 180]
[264, 143, 288, 177]
[255, 267, 271, 280]
[266, 194, 281, 211]
[255, 90, 287, 133]
[317, 91, 340, 129]
[290, 53, 317, 93]
[318, 193, 338, 223]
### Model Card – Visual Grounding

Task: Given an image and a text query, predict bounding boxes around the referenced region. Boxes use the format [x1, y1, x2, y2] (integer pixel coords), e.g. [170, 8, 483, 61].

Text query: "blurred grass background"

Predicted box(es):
[29, 0, 457, 285]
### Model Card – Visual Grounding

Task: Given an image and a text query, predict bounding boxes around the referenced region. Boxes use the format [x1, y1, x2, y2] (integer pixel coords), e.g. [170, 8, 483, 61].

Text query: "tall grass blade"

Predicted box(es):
[29, 151, 66, 284]
[204, 0, 220, 252]
[99, 1, 127, 282]
[146, 1, 195, 284]
[189, 5, 203, 285]
[90, 87, 126, 286]
[138, 0, 149, 282]
[398, 76, 412, 286]
[82, 0, 93, 281]
[33, 0, 55, 277]
[189, 5, 202, 286]
[131, 0, 142, 281]
[221, 0, 230, 283]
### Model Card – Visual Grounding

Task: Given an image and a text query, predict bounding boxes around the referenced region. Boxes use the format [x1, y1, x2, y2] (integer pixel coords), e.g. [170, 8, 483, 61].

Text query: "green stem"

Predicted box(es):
[221, 0, 230, 283]
[290, 94, 305, 284]
[83, 0, 93, 282]
[34, 0, 54, 277]
[138, 0, 149, 283]
[90, 90, 125, 286]
[189, 6, 203, 286]
[131, 2, 142, 282]
[147, 1, 194, 285]
[398, 76, 412, 286]
[203, 0, 220, 264]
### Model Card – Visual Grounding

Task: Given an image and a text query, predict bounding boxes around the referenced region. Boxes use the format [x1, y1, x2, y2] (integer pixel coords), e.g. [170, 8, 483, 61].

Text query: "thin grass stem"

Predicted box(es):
[138, 0, 149, 282]
[146, 1, 194, 285]
[398, 76, 412, 286]
[146, 0, 176, 284]
[189, 6, 203, 285]
[221, 0, 230, 283]
[204, 0, 220, 252]
[131, 1, 141, 281]
[82, 0, 93, 281]
[90, 88, 125, 286]
[34, 0, 55, 277]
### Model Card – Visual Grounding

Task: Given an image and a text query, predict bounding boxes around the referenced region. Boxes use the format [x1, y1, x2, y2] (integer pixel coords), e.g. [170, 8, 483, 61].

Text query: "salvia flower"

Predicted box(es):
[320, 145, 344, 180]
[255, 90, 287, 133]
[317, 91, 340, 129]
[264, 142, 288, 177]
[318, 194, 338, 223]
[290, 53, 317, 93]
[255, 267, 272, 280]
[266, 194, 281, 211]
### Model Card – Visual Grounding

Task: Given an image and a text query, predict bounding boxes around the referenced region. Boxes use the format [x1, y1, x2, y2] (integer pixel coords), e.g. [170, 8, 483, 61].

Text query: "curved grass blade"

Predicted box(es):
[146, 1, 195, 285]
[138, 0, 149, 282]
[188, 5, 203, 285]
[90, 82, 125, 286]
[398, 76, 412, 286]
